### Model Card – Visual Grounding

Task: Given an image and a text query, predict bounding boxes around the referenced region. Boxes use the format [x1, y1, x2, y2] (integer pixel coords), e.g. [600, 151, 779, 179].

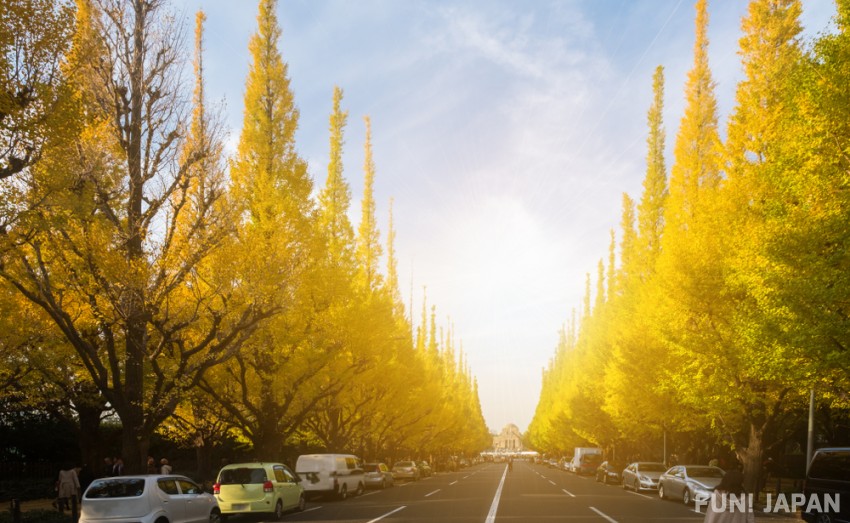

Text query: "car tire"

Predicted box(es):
[298, 493, 306, 512]
[209, 509, 222, 523]
[338, 484, 348, 500]
[659, 484, 666, 500]
[682, 489, 691, 505]
[274, 500, 284, 520]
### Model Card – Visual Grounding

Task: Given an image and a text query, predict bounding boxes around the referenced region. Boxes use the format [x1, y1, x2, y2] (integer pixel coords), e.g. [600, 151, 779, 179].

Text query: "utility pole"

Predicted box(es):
[806, 388, 815, 473]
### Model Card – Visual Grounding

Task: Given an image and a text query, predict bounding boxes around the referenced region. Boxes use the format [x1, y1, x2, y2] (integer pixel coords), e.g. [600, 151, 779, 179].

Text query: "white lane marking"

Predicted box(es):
[548, 480, 556, 486]
[361, 491, 379, 497]
[450, 481, 458, 485]
[485, 465, 509, 523]
[463, 475, 470, 479]
[562, 488, 576, 497]
[589, 506, 618, 523]
[626, 490, 653, 499]
[424, 489, 441, 497]
[302, 506, 322, 512]
[366, 506, 406, 523]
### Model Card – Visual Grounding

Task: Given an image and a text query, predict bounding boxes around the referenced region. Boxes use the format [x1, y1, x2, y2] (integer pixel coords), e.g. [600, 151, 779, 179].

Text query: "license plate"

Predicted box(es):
[230, 503, 248, 511]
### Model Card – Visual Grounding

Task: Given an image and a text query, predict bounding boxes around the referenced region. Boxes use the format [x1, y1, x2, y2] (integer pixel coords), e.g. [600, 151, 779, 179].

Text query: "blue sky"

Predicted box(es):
[168, 0, 837, 435]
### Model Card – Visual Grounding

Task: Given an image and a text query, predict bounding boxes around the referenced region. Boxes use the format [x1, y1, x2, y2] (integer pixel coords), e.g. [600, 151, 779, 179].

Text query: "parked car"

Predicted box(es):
[392, 461, 421, 481]
[214, 462, 305, 520]
[363, 462, 394, 489]
[418, 461, 433, 477]
[80, 475, 220, 523]
[295, 454, 365, 500]
[658, 465, 724, 505]
[596, 461, 626, 484]
[622, 461, 667, 491]
[802, 447, 850, 523]
[575, 453, 603, 475]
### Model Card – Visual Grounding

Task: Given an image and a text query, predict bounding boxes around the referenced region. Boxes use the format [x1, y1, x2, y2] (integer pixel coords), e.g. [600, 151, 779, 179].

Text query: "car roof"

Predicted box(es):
[220, 462, 284, 468]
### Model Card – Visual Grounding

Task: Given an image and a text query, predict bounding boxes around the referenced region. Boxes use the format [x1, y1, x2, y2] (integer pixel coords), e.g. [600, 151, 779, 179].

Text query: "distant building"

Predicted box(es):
[492, 423, 523, 451]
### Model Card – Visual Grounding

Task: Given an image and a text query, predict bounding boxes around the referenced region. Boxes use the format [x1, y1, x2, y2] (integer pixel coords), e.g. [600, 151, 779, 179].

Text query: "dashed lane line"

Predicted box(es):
[589, 506, 619, 523]
[365, 506, 406, 523]
[562, 488, 576, 497]
[424, 489, 441, 497]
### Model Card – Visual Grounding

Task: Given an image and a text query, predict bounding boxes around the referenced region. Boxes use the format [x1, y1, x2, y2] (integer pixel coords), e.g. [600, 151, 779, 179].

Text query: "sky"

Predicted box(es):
[167, 0, 837, 435]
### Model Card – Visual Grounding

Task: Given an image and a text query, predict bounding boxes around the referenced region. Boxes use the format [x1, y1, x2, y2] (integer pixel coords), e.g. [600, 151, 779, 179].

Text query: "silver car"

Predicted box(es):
[80, 475, 220, 523]
[622, 461, 667, 491]
[392, 461, 420, 481]
[658, 465, 724, 505]
[363, 462, 394, 489]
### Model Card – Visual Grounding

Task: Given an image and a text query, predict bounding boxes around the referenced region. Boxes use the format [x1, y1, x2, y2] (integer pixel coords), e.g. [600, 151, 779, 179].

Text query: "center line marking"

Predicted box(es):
[589, 506, 618, 522]
[549, 480, 556, 486]
[562, 488, 576, 497]
[450, 480, 458, 485]
[366, 506, 406, 523]
[485, 465, 509, 523]
[425, 489, 440, 497]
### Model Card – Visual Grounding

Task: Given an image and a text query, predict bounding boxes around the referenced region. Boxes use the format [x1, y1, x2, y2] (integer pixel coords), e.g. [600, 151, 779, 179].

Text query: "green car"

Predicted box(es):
[214, 462, 306, 520]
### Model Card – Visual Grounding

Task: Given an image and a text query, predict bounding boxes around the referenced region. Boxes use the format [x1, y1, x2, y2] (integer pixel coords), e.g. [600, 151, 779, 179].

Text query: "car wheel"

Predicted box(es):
[682, 489, 691, 505]
[658, 484, 666, 500]
[274, 500, 284, 520]
[356, 482, 364, 496]
[338, 484, 348, 500]
[209, 509, 222, 523]
[297, 493, 306, 512]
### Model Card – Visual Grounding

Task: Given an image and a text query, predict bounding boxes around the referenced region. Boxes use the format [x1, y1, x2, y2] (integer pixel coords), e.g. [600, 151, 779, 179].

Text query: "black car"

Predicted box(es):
[596, 461, 625, 485]
[802, 448, 850, 523]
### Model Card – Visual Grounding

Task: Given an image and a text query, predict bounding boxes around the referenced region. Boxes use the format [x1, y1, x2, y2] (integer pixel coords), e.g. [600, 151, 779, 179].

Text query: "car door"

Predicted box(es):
[156, 479, 188, 523]
[275, 465, 300, 510]
[671, 467, 687, 498]
[177, 479, 211, 523]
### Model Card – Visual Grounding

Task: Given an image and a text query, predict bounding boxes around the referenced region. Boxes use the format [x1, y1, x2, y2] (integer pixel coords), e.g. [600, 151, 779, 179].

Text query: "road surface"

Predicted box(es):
[263, 461, 793, 522]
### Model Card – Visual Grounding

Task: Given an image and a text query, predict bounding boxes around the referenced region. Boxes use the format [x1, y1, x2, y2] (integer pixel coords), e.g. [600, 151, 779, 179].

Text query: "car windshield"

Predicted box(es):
[639, 463, 667, 472]
[687, 467, 723, 478]
[85, 478, 146, 498]
[219, 467, 267, 484]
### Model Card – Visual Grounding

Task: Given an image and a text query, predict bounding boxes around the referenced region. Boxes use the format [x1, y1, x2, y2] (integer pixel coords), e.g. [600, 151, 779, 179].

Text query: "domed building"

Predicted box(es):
[492, 423, 524, 451]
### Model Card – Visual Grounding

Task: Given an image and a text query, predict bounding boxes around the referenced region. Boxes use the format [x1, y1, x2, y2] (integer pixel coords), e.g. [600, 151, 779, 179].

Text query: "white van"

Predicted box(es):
[295, 454, 365, 500]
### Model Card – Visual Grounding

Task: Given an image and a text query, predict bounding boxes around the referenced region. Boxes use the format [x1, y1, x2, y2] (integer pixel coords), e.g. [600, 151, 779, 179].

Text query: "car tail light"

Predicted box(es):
[263, 481, 274, 493]
[213, 483, 220, 494]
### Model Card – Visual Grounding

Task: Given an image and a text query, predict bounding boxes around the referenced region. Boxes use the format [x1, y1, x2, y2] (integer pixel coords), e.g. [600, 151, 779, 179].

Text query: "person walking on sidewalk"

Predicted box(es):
[55, 464, 81, 513]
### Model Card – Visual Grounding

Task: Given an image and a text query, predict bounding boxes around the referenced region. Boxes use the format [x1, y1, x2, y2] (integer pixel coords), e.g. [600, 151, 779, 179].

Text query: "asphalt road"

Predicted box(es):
[233, 461, 790, 522]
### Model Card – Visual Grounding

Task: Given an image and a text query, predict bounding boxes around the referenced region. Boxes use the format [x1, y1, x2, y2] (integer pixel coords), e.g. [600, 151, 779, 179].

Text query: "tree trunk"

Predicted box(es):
[738, 422, 764, 495]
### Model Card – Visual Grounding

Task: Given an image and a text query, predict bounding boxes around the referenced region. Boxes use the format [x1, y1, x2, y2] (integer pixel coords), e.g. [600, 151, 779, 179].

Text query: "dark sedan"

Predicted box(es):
[595, 461, 626, 485]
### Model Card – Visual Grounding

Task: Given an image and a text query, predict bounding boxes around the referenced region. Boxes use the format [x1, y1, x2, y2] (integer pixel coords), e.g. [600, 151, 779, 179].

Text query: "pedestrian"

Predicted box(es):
[55, 464, 81, 513]
[112, 457, 124, 476]
[703, 469, 755, 523]
[102, 456, 114, 478]
[146, 456, 158, 474]
[160, 458, 172, 475]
